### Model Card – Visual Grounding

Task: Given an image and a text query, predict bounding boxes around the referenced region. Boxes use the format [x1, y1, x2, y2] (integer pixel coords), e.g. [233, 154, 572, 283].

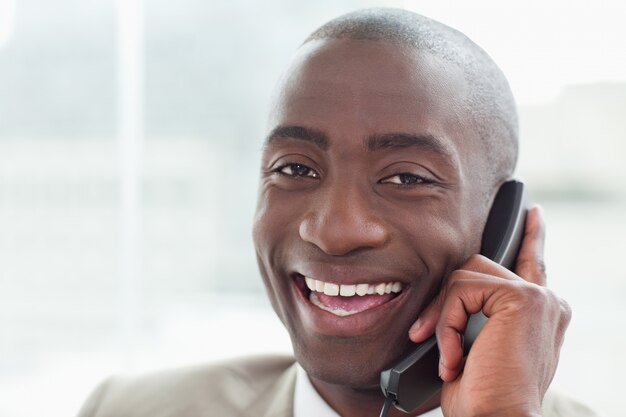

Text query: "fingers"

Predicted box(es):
[435, 276, 497, 381]
[408, 261, 518, 344]
[408, 292, 441, 343]
[408, 289, 469, 381]
[410, 206, 549, 379]
[410, 268, 516, 381]
[460, 254, 519, 281]
[514, 205, 547, 286]
[411, 302, 467, 382]
[409, 268, 500, 343]
[436, 298, 471, 381]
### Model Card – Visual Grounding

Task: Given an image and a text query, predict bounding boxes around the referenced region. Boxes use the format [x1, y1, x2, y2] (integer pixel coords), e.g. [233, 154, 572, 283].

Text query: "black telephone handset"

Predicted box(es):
[379, 180, 528, 415]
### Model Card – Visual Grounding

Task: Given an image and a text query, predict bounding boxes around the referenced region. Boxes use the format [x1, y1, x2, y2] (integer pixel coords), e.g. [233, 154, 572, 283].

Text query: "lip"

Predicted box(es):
[290, 265, 412, 337]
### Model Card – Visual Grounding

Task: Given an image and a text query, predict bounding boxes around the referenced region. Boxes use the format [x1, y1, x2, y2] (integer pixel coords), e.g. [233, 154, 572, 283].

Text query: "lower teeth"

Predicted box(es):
[309, 292, 359, 316]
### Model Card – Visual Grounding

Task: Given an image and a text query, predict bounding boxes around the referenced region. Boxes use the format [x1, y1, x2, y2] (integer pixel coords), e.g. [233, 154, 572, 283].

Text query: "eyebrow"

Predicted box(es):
[265, 125, 329, 151]
[265, 126, 454, 161]
[366, 132, 452, 158]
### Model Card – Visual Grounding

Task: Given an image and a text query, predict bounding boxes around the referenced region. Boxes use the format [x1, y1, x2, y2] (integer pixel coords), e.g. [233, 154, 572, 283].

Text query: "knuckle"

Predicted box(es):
[520, 281, 546, 302]
[517, 256, 545, 273]
[558, 297, 573, 327]
[445, 270, 465, 286]
[517, 256, 548, 280]
[465, 254, 486, 269]
[446, 275, 470, 295]
[535, 257, 548, 277]
[527, 287, 572, 325]
[550, 295, 572, 349]
[504, 282, 549, 313]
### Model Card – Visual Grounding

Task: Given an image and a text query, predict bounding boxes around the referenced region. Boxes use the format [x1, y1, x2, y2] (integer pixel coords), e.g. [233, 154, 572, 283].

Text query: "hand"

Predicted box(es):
[408, 206, 572, 417]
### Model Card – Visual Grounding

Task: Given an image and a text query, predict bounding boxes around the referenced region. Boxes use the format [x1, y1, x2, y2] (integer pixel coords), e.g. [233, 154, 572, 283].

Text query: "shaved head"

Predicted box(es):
[304, 7, 518, 194]
[256, 8, 524, 401]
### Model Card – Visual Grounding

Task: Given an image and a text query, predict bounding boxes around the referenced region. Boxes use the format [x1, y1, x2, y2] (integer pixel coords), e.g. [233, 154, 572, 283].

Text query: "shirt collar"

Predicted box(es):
[294, 364, 443, 417]
[294, 364, 339, 417]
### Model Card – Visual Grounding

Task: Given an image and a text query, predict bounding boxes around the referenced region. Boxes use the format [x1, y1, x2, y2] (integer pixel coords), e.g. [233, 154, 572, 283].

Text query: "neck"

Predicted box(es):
[309, 374, 440, 417]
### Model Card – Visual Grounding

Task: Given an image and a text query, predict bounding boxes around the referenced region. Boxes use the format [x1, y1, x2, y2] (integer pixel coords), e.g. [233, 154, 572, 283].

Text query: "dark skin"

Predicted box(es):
[253, 38, 571, 417]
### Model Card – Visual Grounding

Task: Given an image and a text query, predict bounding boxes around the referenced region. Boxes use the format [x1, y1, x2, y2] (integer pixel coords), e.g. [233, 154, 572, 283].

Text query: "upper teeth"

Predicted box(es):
[304, 276, 402, 297]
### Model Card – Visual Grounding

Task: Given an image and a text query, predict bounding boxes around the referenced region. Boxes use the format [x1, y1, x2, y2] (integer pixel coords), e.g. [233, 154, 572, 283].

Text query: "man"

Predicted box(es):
[78, 8, 596, 417]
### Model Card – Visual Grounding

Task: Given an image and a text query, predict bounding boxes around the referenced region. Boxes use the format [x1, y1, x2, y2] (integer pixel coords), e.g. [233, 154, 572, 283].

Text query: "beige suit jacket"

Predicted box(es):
[77, 355, 598, 417]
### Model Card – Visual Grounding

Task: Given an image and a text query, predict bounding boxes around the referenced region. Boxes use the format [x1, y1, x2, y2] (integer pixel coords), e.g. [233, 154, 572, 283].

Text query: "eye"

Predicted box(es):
[380, 173, 433, 186]
[272, 163, 320, 179]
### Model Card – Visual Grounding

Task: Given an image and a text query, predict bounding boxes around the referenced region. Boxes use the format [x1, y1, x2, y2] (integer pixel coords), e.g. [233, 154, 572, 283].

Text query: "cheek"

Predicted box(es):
[254, 251, 286, 328]
[392, 201, 474, 281]
[252, 190, 300, 322]
[252, 184, 283, 252]
[253, 187, 296, 255]
[252, 196, 283, 284]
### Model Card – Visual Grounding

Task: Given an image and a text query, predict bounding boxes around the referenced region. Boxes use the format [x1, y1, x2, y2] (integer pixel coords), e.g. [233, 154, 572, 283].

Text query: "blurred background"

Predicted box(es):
[0, 0, 624, 416]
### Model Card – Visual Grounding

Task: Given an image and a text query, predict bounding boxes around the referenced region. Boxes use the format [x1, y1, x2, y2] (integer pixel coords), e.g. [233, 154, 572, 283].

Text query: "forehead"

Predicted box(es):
[269, 38, 474, 145]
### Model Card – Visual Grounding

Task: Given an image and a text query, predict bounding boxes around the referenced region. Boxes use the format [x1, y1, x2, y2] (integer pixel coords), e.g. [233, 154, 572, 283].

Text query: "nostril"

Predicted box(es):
[299, 211, 389, 256]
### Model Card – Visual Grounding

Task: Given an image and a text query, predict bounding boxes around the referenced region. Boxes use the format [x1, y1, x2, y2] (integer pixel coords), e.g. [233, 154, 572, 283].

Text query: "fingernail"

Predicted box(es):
[535, 204, 545, 216]
[409, 318, 422, 334]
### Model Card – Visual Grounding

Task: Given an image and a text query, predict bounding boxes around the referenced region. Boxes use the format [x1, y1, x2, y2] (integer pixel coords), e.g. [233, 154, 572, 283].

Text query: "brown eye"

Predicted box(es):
[274, 163, 319, 178]
[381, 173, 431, 186]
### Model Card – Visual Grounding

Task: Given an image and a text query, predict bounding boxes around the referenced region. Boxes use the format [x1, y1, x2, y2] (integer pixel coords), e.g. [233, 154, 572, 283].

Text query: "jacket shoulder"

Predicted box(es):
[77, 355, 297, 417]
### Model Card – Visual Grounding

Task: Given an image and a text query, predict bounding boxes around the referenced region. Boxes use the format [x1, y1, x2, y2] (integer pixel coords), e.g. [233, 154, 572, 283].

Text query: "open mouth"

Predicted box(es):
[294, 273, 404, 317]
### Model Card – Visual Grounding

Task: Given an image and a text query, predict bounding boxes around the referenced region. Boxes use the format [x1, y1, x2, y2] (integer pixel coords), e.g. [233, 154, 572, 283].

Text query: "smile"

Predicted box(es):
[300, 275, 404, 317]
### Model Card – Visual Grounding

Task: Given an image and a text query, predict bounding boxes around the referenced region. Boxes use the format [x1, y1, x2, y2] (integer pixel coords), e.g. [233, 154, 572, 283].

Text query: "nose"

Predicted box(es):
[299, 184, 389, 256]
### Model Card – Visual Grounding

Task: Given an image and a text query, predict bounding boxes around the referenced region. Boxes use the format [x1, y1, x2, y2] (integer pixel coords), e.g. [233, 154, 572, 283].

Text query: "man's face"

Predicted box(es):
[253, 38, 490, 388]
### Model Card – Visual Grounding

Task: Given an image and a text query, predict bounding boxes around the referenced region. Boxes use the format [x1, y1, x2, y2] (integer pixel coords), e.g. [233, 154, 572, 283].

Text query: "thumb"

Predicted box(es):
[514, 205, 547, 286]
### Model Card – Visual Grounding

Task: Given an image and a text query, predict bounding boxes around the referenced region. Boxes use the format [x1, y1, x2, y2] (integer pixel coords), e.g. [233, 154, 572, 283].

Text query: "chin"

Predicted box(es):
[292, 333, 412, 390]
